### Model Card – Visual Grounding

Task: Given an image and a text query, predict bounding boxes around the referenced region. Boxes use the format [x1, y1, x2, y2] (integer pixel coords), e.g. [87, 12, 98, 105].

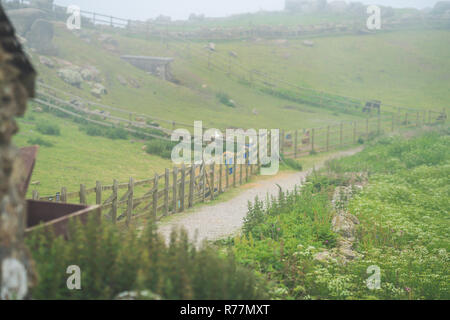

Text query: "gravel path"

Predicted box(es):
[157, 147, 363, 246]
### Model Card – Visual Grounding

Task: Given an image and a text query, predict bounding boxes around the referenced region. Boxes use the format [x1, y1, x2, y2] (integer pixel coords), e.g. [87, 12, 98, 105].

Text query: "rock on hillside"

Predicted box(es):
[57, 68, 83, 88]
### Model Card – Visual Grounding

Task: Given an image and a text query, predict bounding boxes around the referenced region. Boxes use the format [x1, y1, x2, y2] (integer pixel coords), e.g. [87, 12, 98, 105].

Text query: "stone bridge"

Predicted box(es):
[120, 55, 174, 81]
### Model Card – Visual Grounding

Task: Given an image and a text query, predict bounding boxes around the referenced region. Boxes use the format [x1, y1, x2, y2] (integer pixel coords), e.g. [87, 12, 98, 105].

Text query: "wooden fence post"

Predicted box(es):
[95, 181, 102, 205]
[112, 180, 118, 224]
[32, 190, 39, 200]
[80, 184, 87, 205]
[164, 169, 170, 215]
[239, 155, 243, 185]
[126, 177, 134, 227]
[152, 173, 159, 219]
[233, 153, 237, 188]
[210, 162, 215, 200]
[294, 130, 298, 158]
[172, 167, 178, 213]
[219, 162, 223, 194]
[311, 128, 315, 152]
[189, 165, 195, 208]
[61, 187, 67, 203]
[245, 151, 249, 182]
[202, 162, 206, 202]
[180, 165, 186, 212]
[225, 159, 230, 190]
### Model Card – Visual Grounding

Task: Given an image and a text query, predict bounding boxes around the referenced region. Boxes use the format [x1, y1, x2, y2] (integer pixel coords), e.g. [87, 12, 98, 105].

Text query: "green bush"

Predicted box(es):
[81, 124, 104, 137]
[281, 155, 303, 171]
[27, 137, 54, 147]
[105, 127, 128, 140]
[216, 92, 235, 107]
[79, 124, 128, 140]
[26, 218, 267, 300]
[36, 122, 61, 136]
[145, 139, 177, 159]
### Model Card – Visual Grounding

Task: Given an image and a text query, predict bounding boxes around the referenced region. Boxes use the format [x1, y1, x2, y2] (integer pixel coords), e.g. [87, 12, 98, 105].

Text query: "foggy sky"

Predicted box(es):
[54, 0, 441, 21]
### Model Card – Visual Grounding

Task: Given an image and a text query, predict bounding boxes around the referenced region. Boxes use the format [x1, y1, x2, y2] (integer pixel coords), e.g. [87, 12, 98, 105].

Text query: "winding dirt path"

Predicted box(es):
[157, 147, 363, 246]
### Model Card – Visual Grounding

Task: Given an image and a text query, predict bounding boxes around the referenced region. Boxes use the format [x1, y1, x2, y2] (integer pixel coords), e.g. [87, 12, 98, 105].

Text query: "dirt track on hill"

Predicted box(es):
[157, 147, 363, 247]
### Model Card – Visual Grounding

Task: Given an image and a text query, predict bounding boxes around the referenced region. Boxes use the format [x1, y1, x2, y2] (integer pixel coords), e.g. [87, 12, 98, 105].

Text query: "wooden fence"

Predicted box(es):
[280, 109, 447, 158]
[33, 144, 263, 226]
[31, 106, 446, 227]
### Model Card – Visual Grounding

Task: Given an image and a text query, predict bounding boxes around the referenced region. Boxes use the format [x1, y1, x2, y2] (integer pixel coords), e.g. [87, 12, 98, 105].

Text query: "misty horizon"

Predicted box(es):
[54, 0, 443, 21]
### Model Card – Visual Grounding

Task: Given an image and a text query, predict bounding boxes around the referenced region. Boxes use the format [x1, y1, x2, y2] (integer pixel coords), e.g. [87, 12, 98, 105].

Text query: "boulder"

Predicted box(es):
[57, 68, 82, 88]
[302, 40, 315, 47]
[26, 19, 55, 54]
[39, 56, 54, 68]
[229, 51, 238, 58]
[128, 77, 140, 89]
[117, 75, 127, 86]
[90, 83, 107, 98]
[70, 99, 84, 108]
[80, 66, 100, 81]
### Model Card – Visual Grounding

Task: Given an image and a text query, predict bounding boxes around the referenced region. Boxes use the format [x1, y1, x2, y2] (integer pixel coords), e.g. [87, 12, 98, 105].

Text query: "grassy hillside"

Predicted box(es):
[32, 23, 449, 131]
[19, 14, 449, 195]
[14, 110, 172, 197]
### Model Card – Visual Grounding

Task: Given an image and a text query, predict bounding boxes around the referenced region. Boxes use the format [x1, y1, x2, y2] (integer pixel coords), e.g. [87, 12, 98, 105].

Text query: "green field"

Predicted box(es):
[15, 111, 172, 197]
[15, 13, 450, 196]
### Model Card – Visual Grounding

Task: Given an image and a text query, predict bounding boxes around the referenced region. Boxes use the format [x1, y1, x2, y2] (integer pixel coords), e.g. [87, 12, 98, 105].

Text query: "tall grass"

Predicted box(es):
[27, 217, 267, 300]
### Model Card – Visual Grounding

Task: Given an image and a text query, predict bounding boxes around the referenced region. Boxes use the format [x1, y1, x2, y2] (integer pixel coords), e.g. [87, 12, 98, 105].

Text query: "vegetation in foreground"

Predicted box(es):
[227, 127, 449, 300]
[27, 218, 267, 300]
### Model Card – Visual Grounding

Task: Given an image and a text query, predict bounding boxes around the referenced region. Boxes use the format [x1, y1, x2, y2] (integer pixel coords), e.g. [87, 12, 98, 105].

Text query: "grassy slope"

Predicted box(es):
[14, 111, 172, 197]
[211, 29, 450, 111]
[21, 17, 450, 196]
[33, 23, 450, 132]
